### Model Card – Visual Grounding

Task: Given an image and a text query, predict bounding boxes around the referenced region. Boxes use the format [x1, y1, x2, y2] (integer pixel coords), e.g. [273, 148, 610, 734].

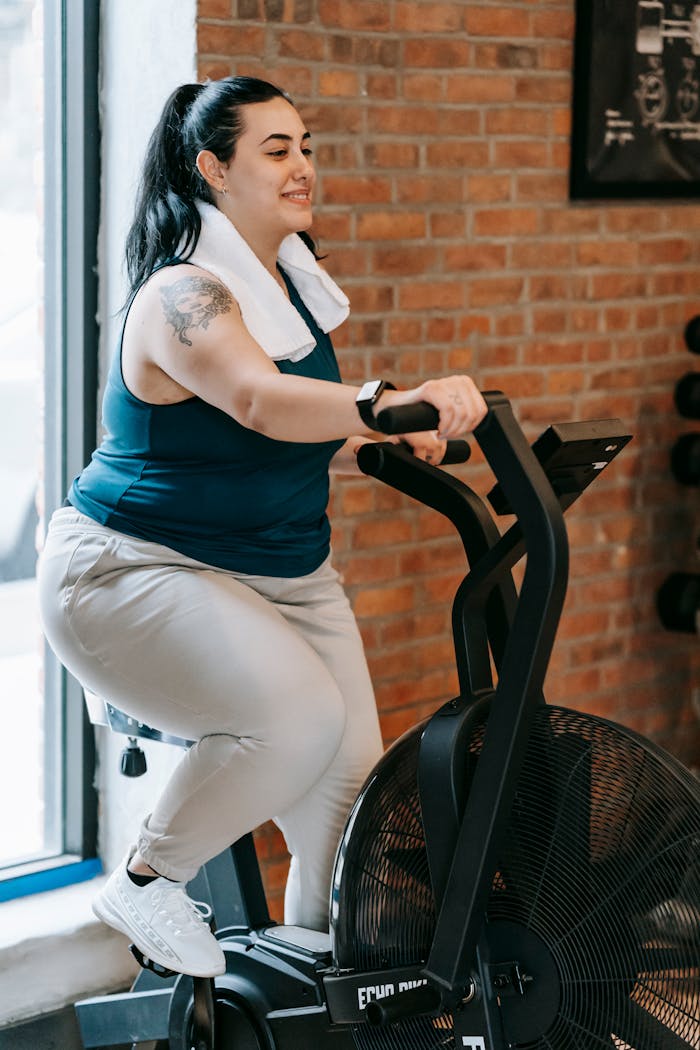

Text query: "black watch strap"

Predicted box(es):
[355, 380, 396, 431]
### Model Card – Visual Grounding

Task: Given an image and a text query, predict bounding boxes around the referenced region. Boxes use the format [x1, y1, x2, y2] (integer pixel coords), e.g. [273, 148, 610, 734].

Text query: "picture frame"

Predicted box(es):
[570, 1, 700, 199]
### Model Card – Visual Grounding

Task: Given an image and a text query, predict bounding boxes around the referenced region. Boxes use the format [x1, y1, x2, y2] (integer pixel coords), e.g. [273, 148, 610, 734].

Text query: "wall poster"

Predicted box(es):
[571, 1, 700, 198]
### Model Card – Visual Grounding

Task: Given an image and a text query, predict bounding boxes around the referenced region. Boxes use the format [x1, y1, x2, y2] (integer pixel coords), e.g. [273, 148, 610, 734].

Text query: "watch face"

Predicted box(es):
[358, 379, 382, 402]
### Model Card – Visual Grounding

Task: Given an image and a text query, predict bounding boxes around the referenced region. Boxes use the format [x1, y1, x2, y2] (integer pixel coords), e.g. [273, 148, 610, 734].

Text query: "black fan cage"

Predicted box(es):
[331, 705, 700, 1050]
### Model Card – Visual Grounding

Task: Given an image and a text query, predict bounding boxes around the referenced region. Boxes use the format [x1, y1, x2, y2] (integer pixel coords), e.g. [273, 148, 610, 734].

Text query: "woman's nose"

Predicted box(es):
[293, 153, 314, 179]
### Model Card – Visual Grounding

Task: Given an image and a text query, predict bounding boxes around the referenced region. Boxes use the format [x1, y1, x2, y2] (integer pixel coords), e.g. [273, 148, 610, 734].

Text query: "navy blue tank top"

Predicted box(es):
[68, 268, 345, 576]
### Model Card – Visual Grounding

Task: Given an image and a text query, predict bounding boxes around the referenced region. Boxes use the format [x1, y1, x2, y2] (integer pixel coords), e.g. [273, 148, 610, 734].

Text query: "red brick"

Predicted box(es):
[322, 175, 392, 204]
[318, 0, 391, 30]
[638, 238, 693, 266]
[540, 43, 572, 71]
[366, 73, 398, 99]
[198, 58, 235, 80]
[197, 22, 265, 54]
[446, 74, 517, 104]
[373, 246, 439, 275]
[346, 283, 395, 313]
[357, 212, 426, 240]
[430, 210, 468, 237]
[198, 0, 234, 17]
[468, 276, 525, 308]
[314, 211, 352, 242]
[394, 1, 464, 33]
[302, 103, 363, 133]
[511, 241, 572, 269]
[404, 39, 472, 68]
[352, 517, 414, 549]
[479, 368, 545, 397]
[604, 207, 663, 235]
[485, 108, 549, 136]
[533, 308, 572, 334]
[474, 208, 540, 237]
[354, 584, 416, 618]
[277, 30, 325, 61]
[338, 484, 376, 517]
[516, 173, 569, 202]
[532, 9, 575, 39]
[388, 317, 423, 345]
[365, 142, 419, 169]
[396, 175, 465, 205]
[398, 281, 464, 311]
[515, 74, 571, 104]
[589, 273, 647, 300]
[474, 42, 538, 71]
[444, 244, 508, 271]
[319, 69, 360, 97]
[425, 316, 456, 341]
[466, 174, 512, 204]
[404, 74, 444, 102]
[426, 141, 490, 168]
[577, 241, 639, 267]
[465, 7, 531, 37]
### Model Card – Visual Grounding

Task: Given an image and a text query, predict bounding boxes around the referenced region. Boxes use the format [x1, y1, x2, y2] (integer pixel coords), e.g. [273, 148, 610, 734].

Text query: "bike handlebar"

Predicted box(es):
[439, 440, 471, 465]
[376, 402, 441, 434]
[375, 402, 474, 465]
[376, 392, 504, 454]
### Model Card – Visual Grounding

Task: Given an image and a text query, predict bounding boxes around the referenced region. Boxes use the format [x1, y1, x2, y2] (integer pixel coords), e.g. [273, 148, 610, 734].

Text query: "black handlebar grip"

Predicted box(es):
[375, 392, 505, 439]
[365, 984, 442, 1027]
[441, 440, 471, 465]
[375, 402, 440, 434]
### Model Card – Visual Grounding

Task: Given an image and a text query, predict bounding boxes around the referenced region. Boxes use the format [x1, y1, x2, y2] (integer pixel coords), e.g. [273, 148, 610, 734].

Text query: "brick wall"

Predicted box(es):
[197, 0, 700, 918]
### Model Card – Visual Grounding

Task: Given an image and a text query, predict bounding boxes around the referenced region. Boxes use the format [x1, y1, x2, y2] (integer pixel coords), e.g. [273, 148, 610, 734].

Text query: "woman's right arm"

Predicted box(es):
[140, 266, 486, 442]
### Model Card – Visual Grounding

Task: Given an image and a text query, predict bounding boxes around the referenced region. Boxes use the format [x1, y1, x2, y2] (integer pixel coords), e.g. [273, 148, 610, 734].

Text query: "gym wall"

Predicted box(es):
[196, 0, 700, 919]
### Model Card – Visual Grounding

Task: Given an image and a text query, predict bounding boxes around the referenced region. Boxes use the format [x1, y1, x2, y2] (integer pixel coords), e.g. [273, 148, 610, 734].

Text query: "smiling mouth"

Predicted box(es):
[282, 192, 311, 202]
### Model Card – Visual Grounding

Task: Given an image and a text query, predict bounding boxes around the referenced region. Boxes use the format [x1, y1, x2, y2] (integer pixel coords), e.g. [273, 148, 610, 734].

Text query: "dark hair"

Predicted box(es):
[124, 76, 318, 296]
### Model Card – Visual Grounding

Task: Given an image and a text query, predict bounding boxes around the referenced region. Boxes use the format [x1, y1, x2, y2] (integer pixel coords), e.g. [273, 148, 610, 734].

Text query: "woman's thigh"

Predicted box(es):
[38, 517, 346, 746]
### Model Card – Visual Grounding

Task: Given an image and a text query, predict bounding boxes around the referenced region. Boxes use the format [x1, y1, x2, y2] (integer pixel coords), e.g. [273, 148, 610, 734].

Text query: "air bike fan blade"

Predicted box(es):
[331, 706, 700, 1050]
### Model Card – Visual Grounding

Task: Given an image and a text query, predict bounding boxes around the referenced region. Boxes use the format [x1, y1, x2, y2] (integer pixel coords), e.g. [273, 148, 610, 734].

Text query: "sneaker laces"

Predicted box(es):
[151, 885, 214, 935]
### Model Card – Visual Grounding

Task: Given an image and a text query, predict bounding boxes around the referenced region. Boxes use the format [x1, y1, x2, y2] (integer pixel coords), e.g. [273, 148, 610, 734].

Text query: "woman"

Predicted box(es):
[37, 76, 486, 978]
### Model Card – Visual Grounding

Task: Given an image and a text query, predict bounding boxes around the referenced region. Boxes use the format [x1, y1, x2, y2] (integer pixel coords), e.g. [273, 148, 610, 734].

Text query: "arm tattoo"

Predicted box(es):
[160, 276, 233, 347]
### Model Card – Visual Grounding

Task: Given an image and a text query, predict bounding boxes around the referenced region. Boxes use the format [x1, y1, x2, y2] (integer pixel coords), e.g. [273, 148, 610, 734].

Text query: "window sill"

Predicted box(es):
[0, 876, 138, 1027]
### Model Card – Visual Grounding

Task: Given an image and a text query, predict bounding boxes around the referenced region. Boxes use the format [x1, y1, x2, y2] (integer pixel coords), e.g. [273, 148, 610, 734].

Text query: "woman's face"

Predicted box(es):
[217, 97, 316, 244]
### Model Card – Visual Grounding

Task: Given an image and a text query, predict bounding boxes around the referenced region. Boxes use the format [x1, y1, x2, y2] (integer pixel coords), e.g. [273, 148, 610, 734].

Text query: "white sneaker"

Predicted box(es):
[93, 854, 226, 977]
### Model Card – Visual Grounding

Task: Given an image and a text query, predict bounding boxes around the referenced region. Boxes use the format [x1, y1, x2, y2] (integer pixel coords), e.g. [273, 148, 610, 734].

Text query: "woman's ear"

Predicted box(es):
[196, 149, 226, 194]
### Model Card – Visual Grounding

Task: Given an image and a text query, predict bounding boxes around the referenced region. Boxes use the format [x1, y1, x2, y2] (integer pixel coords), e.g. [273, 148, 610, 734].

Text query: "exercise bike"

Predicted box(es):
[75, 392, 700, 1050]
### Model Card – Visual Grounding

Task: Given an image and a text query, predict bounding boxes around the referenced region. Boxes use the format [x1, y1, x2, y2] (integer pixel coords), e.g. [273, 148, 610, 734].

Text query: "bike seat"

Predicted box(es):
[83, 689, 194, 748]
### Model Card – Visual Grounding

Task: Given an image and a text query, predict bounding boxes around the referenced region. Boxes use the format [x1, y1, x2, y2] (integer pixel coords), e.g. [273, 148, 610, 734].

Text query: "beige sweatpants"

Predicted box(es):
[38, 508, 383, 931]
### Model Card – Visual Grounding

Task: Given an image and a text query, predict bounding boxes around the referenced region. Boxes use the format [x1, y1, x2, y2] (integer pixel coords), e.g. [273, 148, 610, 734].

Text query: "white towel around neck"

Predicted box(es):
[186, 202, 350, 363]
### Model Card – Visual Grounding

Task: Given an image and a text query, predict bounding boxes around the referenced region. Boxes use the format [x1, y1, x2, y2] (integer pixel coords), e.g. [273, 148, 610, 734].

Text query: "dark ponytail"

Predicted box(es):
[124, 76, 300, 297]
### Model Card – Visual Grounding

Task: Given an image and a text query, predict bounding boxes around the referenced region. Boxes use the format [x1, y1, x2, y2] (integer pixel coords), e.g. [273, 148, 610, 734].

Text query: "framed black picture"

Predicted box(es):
[571, 1, 700, 198]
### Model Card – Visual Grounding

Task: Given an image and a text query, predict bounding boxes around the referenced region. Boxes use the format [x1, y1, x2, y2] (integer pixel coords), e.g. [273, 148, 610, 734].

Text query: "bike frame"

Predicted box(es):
[356, 395, 629, 1044]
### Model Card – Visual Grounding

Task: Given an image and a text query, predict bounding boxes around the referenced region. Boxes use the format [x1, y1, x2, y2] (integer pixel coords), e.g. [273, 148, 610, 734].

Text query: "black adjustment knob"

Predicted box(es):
[685, 316, 700, 355]
[120, 737, 147, 777]
[671, 432, 700, 485]
[674, 373, 700, 419]
[657, 573, 700, 633]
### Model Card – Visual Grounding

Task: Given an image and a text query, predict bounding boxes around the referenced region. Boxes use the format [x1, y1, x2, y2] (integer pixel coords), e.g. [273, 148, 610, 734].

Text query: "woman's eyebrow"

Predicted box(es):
[259, 131, 311, 145]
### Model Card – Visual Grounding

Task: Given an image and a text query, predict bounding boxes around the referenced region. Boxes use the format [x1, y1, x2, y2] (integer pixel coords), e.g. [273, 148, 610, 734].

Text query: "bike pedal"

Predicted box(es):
[129, 943, 178, 978]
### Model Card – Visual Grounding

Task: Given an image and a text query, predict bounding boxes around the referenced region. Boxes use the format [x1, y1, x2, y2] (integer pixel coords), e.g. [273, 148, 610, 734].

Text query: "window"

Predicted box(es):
[0, 0, 100, 897]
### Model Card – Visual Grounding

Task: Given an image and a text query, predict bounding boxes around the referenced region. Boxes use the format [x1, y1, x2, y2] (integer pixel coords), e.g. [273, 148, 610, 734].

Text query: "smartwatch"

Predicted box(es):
[355, 379, 396, 432]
